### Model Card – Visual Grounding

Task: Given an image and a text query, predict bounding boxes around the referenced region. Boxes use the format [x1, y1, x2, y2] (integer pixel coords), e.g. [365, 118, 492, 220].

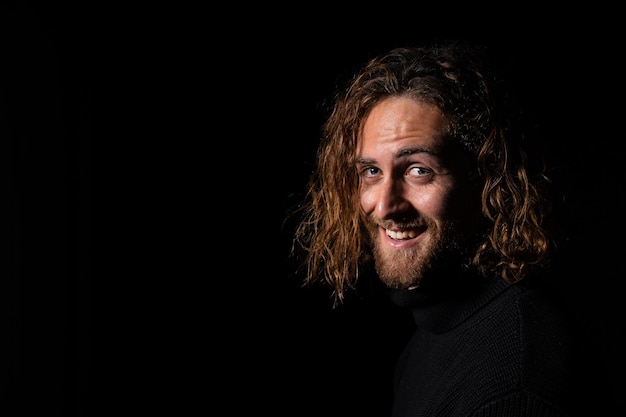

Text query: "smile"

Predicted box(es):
[386, 229, 418, 240]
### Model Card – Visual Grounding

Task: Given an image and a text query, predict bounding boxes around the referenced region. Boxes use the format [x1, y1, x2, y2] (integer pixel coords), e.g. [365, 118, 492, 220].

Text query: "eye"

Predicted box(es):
[361, 166, 381, 178]
[358, 166, 382, 185]
[408, 166, 431, 177]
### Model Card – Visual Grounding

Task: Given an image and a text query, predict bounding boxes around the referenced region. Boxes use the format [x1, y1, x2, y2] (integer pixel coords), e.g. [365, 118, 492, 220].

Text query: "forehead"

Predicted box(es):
[359, 97, 449, 154]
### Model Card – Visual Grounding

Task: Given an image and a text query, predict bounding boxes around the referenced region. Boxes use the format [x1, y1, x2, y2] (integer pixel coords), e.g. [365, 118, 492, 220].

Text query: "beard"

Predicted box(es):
[367, 215, 476, 290]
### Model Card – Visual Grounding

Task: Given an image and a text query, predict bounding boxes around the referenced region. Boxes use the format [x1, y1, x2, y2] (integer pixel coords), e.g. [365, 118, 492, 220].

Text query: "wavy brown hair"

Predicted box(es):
[291, 40, 554, 303]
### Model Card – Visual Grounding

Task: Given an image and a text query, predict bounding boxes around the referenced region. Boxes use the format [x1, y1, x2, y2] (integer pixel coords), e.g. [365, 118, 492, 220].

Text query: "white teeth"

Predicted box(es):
[386, 229, 417, 240]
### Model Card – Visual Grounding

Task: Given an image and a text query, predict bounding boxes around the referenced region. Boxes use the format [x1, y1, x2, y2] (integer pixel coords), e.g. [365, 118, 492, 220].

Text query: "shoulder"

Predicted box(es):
[497, 281, 614, 415]
[450, 279, 614, 416]
[494, 281, 582, 362]
[511, 280, 580, 344]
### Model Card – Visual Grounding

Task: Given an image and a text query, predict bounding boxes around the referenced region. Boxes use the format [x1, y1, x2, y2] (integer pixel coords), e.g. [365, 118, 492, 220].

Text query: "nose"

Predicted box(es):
[375, 178, 411, 220]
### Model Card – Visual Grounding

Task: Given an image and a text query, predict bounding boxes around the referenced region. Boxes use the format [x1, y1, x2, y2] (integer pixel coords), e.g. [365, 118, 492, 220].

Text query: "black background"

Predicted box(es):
[1, 1, 90, 415]
[2, 2, 624, 415]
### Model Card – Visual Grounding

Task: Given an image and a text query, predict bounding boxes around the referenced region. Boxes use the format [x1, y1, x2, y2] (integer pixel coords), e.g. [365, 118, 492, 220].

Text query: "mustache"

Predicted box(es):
[366, 213, 429, 230]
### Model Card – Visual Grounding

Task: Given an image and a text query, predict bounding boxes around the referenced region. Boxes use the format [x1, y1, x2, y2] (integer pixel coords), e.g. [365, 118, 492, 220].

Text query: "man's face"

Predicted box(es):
[356, 97, 483, 290]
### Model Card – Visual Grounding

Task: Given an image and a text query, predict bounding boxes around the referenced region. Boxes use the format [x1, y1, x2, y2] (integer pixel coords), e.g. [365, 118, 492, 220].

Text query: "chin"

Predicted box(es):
[374, 253, 427, 289]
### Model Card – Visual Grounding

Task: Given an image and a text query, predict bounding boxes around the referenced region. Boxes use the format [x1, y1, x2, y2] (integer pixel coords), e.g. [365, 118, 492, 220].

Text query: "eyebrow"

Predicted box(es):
[396, 147, 438, 157]
[356, 147, 439, 165]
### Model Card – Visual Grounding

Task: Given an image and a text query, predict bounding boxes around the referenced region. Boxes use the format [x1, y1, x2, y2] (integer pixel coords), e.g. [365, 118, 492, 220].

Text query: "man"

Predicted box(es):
[291, 40, 613, 416]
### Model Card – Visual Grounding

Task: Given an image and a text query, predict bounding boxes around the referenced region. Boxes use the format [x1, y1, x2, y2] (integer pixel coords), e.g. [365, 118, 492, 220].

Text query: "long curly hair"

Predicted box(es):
[291, 40, 554, 303]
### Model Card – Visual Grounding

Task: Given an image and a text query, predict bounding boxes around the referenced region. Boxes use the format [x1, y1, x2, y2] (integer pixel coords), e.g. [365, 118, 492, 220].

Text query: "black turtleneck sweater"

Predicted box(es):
[388, 275, 613, 416]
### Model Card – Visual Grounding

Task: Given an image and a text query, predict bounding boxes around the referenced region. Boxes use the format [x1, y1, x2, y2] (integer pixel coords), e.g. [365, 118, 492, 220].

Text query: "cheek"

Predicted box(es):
[412, 191, 447, 218]
[359, 187, 376, 214]
[410, 183, 476, 221]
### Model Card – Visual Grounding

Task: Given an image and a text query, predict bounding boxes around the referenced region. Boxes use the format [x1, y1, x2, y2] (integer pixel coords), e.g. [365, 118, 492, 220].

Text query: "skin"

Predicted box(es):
[356, 97, 484, 290]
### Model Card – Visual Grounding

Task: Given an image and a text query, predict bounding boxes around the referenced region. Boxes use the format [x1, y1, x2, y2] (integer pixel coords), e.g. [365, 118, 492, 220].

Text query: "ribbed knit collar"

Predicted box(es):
[388, 274, 510, 334]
